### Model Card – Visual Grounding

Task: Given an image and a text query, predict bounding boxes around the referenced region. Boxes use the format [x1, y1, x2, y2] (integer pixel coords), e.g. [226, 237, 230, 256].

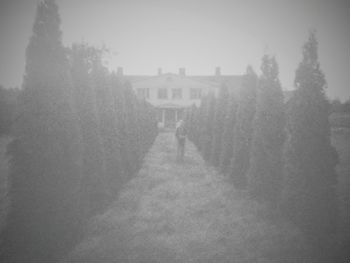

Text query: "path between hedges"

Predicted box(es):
[64, 133, 311, 263]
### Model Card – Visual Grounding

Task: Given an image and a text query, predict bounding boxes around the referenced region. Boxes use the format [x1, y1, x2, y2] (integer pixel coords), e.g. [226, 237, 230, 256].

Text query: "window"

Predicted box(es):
[172, 88, 182, 99]
[158, 88, 168, 99]
[137, 88, 150, 99]
[190, 88, 201, 99]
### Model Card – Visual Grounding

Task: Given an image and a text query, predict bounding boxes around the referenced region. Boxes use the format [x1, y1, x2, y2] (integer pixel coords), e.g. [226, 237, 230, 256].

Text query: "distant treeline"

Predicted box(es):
[0, 1, 157, 263]
[331, 99, 350, 113]
[186, 32, 338, 259]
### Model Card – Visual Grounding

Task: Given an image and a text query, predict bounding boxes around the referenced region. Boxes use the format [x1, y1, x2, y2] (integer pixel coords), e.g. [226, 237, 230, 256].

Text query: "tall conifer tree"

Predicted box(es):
[211, 84, 230, 167]
[230, 66, 257, 189]
[197, 94, 210, 153]
[203, 93, 216, 162]
[122, 82, 142, 174]
[219, 93, 238, 174]
[247, 55, 285, 208]
[2, 1, 84, 262]
[282, 31, 338, 247]
[0, 86, 18, 136]
[91, 63, 124, 196]
[70, 44, 110, 215]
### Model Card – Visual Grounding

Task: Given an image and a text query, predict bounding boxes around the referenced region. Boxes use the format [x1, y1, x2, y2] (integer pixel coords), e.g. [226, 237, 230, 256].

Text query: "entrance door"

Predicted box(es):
[164, 109, 176, 129]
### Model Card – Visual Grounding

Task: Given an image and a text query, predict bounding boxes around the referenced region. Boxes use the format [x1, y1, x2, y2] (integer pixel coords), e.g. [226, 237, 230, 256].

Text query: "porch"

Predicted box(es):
[157, 107, 184, 130]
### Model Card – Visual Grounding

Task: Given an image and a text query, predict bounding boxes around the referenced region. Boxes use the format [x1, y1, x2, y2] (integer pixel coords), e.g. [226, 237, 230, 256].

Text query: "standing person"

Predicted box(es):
[175, 120, 187, 162]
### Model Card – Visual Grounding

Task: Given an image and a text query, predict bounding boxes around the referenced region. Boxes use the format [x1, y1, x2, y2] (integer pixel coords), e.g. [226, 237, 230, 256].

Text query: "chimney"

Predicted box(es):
[158, 67, 162, 76]
[215, 67, 221, 77]
[179, 67, 186, 76]
[117, 67, 123, 76]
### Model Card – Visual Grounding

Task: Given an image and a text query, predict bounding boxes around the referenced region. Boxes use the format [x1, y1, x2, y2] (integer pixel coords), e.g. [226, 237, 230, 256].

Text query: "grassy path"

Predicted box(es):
[64, 133, 311, 263]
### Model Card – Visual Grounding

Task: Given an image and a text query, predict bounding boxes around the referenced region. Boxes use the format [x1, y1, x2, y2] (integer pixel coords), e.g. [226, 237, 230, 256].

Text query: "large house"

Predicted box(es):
[119, 67, 242, 129]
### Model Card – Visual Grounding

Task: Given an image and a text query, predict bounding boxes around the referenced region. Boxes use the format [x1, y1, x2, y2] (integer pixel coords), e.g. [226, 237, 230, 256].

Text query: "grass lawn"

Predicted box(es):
[63, 133, 314, 263]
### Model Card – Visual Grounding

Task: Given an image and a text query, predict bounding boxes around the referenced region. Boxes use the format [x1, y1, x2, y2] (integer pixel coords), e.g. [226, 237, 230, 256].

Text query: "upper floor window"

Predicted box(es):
[137, 88, 150, 99]
[190, 88, 201, 99]
[172, 88, 182, 100]
[158, 88, 168, 99]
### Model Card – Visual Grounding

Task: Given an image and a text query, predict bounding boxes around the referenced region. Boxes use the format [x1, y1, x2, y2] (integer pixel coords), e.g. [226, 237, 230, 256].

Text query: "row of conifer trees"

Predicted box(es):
[186, 32, 338, 252]
[1, 1, 158, 263]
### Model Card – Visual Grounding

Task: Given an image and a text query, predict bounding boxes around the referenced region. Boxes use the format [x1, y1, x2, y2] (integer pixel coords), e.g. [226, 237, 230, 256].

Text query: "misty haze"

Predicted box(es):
[1, 0, 350, 262]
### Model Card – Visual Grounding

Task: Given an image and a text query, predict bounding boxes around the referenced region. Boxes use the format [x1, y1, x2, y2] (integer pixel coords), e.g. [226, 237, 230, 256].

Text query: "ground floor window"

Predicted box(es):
[137, 88, 150, 99]
[172, 88, 182, 99]
[190, 88, 201, 99]
[158, 88, 168, 99]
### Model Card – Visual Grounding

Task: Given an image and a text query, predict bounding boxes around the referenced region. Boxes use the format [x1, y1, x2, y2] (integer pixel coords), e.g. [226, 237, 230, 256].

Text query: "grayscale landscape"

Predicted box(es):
[0, 0, 350, 262]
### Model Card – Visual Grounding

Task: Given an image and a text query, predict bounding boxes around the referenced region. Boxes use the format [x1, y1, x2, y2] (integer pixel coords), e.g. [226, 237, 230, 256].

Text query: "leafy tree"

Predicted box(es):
[282, 31, 338, 249]
[210, 83, 230, 167]
[230, 66, 257, 189]
[2, 1, 84, 262]
[247, 55, 285, 208]
[219, 92, 238, 174]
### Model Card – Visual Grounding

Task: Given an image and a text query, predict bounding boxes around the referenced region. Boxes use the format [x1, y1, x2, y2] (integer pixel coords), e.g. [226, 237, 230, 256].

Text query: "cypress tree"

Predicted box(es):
[69, 43, 110, 215]
[203, 93, 216, 162]
[186, 104, 198, 143]
[92, 65, 124, 196]
[121, 81, 142, 175]
[219, 92, 238, 174]
[197, 94, 210, 153]
[0, 86, 18, 136]
[230, 66, 257, 189]
[137, 99, 157, 154]
[2, 1, 84, 262]
[247, 55, 285, 208]
[210, 83, 230, 167]
[282, 31, 338, 247]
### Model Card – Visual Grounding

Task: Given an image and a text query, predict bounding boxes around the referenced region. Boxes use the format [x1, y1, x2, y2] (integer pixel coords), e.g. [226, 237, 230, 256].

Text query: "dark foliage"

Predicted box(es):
[1, 1, 157, 262]
[229, 66, 257, 189]
[69, 44, 111, 215]
[210, 84, 230, 167]
[330, 99, 350, 113]
[2, 1, 85, 262]
[202, 93, 217, 162]
[0, 86, 19, 136]
[219, 93, 238, 174]
[247, 55, 285, 208]
[282, 31, 338, 251]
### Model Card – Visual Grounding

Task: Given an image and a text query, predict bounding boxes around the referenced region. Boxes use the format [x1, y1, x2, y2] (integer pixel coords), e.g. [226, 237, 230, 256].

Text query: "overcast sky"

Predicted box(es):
[1, 0, 349, 101]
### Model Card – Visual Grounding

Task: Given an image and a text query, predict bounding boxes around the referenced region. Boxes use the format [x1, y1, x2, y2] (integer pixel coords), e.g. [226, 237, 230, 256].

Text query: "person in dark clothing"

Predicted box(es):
[175, 120, 187, 162]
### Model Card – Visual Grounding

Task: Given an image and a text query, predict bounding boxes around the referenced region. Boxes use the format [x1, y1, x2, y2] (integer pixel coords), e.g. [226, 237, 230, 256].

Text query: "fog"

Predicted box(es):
[1, 1, 350, 263]
[1, 0, 350, 100]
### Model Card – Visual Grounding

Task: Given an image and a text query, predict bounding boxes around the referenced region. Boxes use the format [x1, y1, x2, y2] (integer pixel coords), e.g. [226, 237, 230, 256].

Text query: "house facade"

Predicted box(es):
[120, 67, 242, 129]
